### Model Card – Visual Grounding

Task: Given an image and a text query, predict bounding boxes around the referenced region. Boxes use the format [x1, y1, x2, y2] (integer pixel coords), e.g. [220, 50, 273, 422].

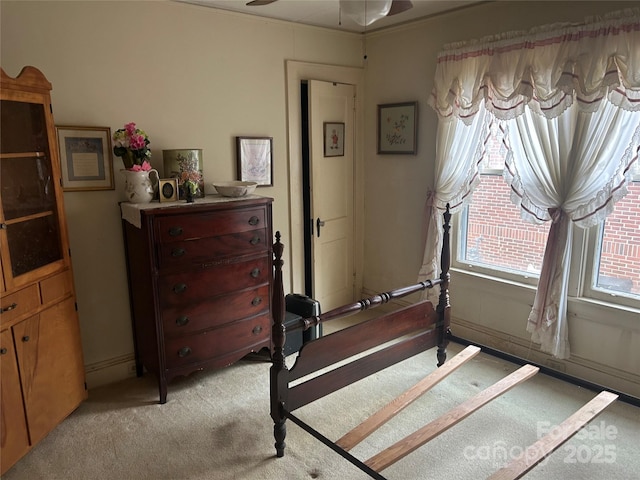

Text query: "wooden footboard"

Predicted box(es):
[269, 205, 453, 459]
[268, 203, 618, 478]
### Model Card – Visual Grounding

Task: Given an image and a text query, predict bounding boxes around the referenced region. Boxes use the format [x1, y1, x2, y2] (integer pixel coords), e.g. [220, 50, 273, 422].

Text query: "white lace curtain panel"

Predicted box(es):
[421, 9, 640, 358]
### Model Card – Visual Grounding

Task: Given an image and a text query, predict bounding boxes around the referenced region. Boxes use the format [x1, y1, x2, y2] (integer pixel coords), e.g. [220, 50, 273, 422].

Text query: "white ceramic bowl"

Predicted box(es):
[212, 181, 258, 197]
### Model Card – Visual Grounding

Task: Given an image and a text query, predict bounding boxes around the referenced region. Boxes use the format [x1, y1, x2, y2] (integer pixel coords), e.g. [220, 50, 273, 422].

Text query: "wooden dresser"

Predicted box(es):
[121, 195, 273, 403]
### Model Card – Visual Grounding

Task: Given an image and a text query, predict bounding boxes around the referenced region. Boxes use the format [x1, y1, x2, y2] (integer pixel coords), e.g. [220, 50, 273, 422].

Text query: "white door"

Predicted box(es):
[308, 80, 356, 311]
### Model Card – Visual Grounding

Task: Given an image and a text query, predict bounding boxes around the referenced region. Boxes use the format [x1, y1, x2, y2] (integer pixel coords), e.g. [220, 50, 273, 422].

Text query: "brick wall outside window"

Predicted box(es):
[465, 177, 640, 296]
[597, 182, 640, 295]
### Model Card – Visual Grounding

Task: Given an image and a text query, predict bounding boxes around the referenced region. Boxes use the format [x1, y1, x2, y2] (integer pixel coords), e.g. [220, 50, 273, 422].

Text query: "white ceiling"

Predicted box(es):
[177, 0, 487, 33]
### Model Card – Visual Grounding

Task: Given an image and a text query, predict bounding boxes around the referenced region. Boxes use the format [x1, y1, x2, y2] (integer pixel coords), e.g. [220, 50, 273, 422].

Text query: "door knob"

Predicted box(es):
[316, 218, 325, 237]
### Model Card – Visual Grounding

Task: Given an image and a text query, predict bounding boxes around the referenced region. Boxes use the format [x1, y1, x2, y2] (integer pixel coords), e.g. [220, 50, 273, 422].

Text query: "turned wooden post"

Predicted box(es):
[270, 232, 288, 457]
[437, 204, 451, 367]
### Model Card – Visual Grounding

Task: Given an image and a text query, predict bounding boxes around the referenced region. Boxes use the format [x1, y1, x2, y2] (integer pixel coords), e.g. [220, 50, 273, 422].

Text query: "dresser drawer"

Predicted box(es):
[157, 229, 268, 269]
[0, 284, 39, 326]
[158, 256, 270, 307]
[161, 284, 270, 336]
[164, 313, 271, 368]
[155, 207, 266, 244]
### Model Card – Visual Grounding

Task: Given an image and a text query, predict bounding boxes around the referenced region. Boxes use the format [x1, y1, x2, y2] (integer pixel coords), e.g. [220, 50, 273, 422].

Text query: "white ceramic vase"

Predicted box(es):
[121, 168, 159, 203]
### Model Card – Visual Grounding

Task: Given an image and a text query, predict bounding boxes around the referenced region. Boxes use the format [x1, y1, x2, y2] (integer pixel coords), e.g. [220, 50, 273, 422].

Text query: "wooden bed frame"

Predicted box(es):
[269, 205, 618, 479]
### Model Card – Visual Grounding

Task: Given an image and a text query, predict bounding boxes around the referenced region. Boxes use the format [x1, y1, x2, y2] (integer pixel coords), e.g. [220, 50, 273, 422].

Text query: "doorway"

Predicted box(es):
[285, 60, 364, 305]
[301, 80, 356, 311]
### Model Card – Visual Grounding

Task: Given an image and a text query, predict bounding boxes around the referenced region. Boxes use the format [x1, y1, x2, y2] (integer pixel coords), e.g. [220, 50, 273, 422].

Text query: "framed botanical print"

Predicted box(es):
[377, 102, 418, 155]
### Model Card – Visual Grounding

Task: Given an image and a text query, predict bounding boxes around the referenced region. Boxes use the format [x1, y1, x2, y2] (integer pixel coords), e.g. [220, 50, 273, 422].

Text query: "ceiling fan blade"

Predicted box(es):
[246, 0, 278, 6]
[387, 0, 413, 16]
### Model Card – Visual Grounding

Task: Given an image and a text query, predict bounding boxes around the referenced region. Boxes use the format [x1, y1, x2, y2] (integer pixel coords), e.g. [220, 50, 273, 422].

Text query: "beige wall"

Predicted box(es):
[0, 0, 364, 385]
[362, 1, 640, 397]
[2, 0, 638, 397]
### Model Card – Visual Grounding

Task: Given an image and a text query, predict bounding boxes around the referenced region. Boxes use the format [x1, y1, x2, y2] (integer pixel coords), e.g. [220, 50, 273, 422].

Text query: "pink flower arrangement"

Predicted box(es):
[129, 160, 152, 172]
[112, 122, 152, 170]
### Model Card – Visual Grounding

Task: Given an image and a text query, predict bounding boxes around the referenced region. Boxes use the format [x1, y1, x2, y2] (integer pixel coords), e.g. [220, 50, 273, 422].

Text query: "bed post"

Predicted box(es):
[270, 231, 288, 457]
[436, 204, 451, 367]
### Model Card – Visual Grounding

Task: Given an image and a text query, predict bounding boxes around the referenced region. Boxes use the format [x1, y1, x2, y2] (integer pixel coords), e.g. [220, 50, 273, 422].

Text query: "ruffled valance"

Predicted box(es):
[428, 9, 640, 124]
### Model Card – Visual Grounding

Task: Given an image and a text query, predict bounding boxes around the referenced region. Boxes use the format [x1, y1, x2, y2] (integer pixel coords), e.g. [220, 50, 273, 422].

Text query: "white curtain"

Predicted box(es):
[417, 104, 489, 302]
[503, 101, 640, 358]
[424, 10, 640, 357]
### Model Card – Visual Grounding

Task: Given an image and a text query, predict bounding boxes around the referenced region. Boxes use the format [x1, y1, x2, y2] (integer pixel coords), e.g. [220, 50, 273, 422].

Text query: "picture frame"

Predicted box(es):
[158, 178, 179, 202]
[56, 126, 115, 191]
[323, 122, 345, 157]
[236, 136, 273, 186]
[377, 102, 418, 155]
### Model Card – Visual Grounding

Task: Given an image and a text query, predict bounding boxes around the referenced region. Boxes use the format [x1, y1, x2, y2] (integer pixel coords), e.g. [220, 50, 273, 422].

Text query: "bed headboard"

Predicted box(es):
[269, 204, 451, 459]
[271, 203, 451, 369]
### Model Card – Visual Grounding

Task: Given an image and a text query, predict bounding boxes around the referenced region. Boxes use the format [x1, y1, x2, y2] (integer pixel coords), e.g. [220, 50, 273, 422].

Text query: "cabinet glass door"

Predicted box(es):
[0, 99, 62, 280]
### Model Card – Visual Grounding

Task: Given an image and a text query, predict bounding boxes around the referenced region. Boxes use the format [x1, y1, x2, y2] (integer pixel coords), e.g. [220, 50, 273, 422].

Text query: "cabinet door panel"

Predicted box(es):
[0, 329, 30, 476]
[0, 99, 48, 154]
[14, 298, 86, 444]
[0, 154, 57, 220]
[6, 215, 62, 278]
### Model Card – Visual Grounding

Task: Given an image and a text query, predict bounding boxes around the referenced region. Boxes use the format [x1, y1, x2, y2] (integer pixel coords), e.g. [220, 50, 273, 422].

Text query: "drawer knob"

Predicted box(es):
[0, 302, 17, 314]
[248, 216, 259, 226]
[251, 296, 262, 306]
[250, 268, 261, 278]
[250, 236, 261, 245]
[22, 335, 30, 342]
[173, 283, 187, 294]
[252, 325, 263, 335]
[178, 346, 192, 358]
[176, 316, 189, 326]
[169, 226, 183, 237]
[0, 347, 7, 355]
[171, 248, 186, 257]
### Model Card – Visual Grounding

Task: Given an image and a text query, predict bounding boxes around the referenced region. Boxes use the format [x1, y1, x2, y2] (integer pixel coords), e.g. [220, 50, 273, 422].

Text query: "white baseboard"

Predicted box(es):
[451, 317, 640, 399]
[84, 353, 137, 390]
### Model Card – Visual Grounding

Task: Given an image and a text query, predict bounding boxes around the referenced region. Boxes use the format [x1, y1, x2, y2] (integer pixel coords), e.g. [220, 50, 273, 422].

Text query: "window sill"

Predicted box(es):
[452, 267, 639, 330]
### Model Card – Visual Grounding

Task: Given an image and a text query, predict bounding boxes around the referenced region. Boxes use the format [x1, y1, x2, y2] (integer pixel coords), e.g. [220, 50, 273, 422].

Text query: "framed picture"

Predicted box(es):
[56, 126, 114, 191]
[323, 122, 345, 157]
[236, 136, 273, 186]
[377, 102, 418, 155]
[158, 178, 179, 202]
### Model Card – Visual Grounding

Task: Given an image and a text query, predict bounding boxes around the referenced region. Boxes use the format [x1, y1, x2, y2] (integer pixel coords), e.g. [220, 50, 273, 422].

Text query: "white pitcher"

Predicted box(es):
[121, 168, 159, 203]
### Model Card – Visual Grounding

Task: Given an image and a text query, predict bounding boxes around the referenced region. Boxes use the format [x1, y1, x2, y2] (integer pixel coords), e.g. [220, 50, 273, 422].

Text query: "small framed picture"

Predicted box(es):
[56, 126, 115, 191]
[236, 136, 273, 186]
[377, 102, 418, 155]
[323, 122, 345, 157]
[159, 178, 179, 202]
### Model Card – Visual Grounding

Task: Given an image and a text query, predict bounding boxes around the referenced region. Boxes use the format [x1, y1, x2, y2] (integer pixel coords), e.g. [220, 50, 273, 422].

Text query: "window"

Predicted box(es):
[586, 167, 640, 306]
[456, 130, 640, 310]
[456, 127, 548, 284]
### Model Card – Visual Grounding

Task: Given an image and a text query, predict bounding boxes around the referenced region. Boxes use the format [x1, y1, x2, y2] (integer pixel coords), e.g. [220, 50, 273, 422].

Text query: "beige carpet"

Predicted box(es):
[4, 342, 639, 480]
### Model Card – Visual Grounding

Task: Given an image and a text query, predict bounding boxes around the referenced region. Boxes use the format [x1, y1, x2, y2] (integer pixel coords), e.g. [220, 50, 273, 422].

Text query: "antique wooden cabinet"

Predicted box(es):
[121, 196, 273, 403]
[0, 66, 87, 475]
